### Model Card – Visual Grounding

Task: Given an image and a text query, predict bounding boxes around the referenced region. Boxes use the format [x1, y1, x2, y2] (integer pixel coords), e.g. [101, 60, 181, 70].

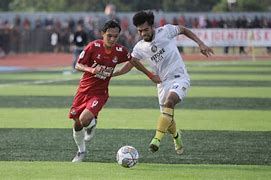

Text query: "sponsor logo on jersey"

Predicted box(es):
[93, 63, 114, 80]
[116, 46, 123, 52]
[157, 28, 163, 33]
[79, 51, 85, 59]
[150, 48, 165, 63]
[70, 108, 77, 115]
[151, 45, 157, 53]
[172, 84, 179, 89]
[94, 42, 101, 47]
[112, 56, 118, 63]
[91, 100, 99, 108]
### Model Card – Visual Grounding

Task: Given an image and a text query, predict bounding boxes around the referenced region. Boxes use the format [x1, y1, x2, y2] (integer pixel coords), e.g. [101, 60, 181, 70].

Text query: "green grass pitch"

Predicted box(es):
[0, 60, 271, 179]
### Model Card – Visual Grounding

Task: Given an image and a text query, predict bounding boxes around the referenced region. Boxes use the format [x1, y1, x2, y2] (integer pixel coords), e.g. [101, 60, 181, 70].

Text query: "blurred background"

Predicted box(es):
[0, 0, 270, 58]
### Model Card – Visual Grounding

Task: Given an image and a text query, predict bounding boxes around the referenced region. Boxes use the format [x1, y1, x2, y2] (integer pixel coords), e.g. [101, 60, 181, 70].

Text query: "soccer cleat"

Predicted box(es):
[149, 138, 160, 153]
[84, 120, 96, 141]
[173, 131, 184, 155]
[72, 151, 86, 162]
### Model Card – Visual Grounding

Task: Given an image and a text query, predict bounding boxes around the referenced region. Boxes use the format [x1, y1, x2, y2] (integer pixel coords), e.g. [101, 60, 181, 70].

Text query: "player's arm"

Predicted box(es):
[112, 61, 134, 77]
[75, 43, 103, 74]
[179, 25, 214, 57]
[75, 62, 102, 74]
[130, 57, 161, 84]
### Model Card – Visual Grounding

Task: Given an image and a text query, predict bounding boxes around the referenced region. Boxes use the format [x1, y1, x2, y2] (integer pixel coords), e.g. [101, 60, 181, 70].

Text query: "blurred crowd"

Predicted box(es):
[1, 9, 271, 58]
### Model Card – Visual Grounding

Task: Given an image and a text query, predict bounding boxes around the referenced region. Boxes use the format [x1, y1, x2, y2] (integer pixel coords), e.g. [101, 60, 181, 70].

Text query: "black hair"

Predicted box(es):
[101, 20, 121, 33]
[133, 10, 154, 27]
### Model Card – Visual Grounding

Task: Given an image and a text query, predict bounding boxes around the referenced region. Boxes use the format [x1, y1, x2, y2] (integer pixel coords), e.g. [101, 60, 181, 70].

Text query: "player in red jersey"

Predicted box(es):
[69, 20, 161, 162]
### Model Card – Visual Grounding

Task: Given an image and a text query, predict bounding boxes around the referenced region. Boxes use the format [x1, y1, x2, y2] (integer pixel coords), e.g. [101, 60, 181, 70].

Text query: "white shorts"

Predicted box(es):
[157, 77, 190, 111]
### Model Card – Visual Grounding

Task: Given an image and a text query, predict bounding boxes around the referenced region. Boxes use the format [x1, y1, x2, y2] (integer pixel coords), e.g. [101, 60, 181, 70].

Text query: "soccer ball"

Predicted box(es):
[116, 145, 139, 168]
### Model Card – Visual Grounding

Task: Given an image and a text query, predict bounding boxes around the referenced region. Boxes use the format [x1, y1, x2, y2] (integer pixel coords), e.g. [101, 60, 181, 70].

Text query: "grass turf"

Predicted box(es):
[0, 59, 271, 179]
[14, 79, 271, 87]
[1, 85, 271, 98]
[0, 108, 271, 131]
[0, 128, 270, 165]
[1, 162, 270, 180]
[1, 70, 271, 81]
[1, 96, 271, 110]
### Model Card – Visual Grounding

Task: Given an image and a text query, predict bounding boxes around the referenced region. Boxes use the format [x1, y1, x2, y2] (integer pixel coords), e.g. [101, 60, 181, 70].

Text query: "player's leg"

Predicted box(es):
[84, 119, 97, 141]
[167, 80, 189, 154]
[149, 91, 180, 152]
[79, 108, 97, 141]
[72, 118, 86, 162]
[168, 117, 184, 155]
[149, 106, 173, 152]
[82, 95, 108, 141]
[71, 110, 96, 162]
[149, 85, 168, 152]
[69, 92, 93, 162]
[164, 92, 180, 137]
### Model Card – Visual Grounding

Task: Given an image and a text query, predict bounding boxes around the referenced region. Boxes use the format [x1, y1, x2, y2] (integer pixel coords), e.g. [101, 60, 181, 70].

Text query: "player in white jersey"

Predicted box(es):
[113, 11, 213, 154]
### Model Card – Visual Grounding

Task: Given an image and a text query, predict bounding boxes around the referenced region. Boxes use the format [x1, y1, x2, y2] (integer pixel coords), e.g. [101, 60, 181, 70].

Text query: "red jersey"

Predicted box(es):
[76, 39, 131, 95]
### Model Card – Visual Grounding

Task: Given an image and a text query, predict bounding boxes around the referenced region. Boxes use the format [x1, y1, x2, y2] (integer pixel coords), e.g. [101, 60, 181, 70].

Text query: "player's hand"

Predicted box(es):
[199, 43, 214, 57]
[93, 65, 104, 74]
[150, 75, 162, 84]
[86, 65, 104, 74]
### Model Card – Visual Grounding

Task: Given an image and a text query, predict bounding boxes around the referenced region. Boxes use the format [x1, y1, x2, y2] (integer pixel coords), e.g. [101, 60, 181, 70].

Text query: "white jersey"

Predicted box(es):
[131, 24, 190, 82]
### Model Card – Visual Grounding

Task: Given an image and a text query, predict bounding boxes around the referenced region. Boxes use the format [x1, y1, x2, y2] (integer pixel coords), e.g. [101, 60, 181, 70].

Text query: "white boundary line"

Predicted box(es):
[0, 78, 77, 88]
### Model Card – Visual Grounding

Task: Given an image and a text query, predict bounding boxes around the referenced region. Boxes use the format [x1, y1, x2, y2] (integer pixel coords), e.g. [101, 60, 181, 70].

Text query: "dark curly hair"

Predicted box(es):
[132, 10, 154, 27]
[101, 20, 121, 33]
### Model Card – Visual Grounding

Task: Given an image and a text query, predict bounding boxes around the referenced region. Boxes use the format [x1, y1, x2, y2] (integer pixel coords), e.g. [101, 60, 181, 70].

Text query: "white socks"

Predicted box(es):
[73, 128, 86, 153]
[73, 119, 96, 153]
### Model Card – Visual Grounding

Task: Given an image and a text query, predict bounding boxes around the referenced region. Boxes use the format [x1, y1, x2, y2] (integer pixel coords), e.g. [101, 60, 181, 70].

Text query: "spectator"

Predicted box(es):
[0, 12, 271, 55]
[178, 16, 186, 26]
[236, 16, 248, 54]
[71, 24, 88, 72]
[50, 29, 59, 52]
[98, 4, 120, 31]
[20, 18, 32, 53]
[0, 32, 6, 58]
[159, 17, 167, 27]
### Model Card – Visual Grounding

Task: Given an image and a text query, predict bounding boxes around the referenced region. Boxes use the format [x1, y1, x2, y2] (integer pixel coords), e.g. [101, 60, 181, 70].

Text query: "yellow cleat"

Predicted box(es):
[149, 138, 160, 153]
[173, 131, 184, 155]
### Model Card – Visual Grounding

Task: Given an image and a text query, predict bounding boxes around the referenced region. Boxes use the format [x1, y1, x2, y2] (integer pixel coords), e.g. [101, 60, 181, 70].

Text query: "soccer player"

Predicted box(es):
[113, 11, 213, 154]
[69, 20, 160, 162]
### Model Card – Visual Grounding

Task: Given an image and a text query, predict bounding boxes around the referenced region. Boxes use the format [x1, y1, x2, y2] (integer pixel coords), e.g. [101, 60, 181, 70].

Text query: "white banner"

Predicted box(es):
[175, 28, 271, 47]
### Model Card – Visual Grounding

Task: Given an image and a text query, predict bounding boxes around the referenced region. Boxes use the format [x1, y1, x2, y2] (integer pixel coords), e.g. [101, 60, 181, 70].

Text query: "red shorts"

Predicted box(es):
[69, 92, 109, 119]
